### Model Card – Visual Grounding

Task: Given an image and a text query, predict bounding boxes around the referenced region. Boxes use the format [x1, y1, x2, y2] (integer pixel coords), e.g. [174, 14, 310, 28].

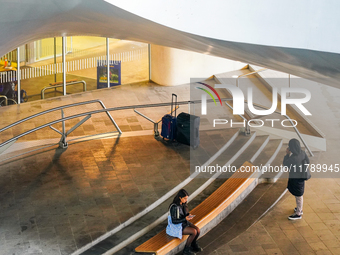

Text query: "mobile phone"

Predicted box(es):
[189, 215, 195, 218]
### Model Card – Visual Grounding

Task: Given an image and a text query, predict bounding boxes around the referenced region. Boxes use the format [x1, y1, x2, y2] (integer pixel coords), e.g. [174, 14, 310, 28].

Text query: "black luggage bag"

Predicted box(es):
[176, 112, 200, 149]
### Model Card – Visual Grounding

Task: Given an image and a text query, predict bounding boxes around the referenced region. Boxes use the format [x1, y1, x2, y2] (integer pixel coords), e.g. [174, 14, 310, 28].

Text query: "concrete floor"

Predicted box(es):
[0, 135, 192, 255]
[0, 80, 194, 255]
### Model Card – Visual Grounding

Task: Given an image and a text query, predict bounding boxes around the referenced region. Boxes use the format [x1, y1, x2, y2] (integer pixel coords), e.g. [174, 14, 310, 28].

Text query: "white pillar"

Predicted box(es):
[106, 38, 110, 88]
[62, 36, 66, 95]
[17, 47, 21, 104]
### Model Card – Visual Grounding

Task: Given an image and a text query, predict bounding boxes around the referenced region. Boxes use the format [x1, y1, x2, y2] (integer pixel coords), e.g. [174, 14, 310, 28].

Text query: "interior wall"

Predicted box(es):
[150, 45, 247, 86]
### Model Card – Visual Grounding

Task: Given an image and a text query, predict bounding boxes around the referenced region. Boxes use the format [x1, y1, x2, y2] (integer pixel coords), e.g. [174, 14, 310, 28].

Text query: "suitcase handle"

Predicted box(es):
[171, 93, 177, 117]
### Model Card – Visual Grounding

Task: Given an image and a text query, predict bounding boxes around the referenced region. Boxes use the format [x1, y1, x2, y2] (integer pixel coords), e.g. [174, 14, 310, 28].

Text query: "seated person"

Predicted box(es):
[0, 81, 15, 99]
[166, 189, 202, 255]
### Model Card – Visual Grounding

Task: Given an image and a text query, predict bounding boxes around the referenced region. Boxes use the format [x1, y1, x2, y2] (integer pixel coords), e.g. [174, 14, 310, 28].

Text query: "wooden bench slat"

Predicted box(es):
[135, 161, 256, 254]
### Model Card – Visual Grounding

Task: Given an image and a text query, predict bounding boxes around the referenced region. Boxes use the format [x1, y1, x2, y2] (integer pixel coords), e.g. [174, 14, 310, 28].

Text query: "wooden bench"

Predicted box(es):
[135, 161, 257, 255]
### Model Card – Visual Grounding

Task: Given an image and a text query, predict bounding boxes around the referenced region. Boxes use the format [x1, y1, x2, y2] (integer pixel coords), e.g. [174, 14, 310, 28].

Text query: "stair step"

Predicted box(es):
[111, 137, 289, 255]
[260, 145, 287, 181]
[109, 133, 260, 255]
[79, 129, 254, 255]
[189, 135, 270, 209]
[252, 139, 282, 167]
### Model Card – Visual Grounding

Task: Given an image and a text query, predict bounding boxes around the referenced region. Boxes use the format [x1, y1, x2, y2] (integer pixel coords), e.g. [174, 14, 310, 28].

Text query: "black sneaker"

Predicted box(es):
[294, 208, 303, 215]
[191, 242, 203, 253]
[288, 213, 302, 220]
[183, 246, 196, 255]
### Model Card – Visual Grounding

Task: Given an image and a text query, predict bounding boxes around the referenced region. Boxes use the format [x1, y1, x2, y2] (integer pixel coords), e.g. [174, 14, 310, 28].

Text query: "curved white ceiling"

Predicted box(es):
[105, 0, 340, 54]
[1, 0, 340, 88]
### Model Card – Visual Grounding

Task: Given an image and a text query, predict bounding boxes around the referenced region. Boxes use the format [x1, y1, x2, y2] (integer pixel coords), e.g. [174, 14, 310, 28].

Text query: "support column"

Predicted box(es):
[106, 37, 110, 88]
[17, 47, 21, 104]
[54, 37, 57, 82]
[148, 44, 151, 81]
[62, 36, 66, 95]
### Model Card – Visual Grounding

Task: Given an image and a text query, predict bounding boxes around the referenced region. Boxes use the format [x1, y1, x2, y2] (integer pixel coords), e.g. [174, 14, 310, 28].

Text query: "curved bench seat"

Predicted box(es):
[135, 161, 258, 255]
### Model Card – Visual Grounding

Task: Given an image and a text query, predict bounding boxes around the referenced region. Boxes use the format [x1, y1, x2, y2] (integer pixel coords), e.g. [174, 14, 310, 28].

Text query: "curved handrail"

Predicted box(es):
[41, 80, 86, 99]
[7, 98, 17, 105]
[0, 96, 313, 156]
[236, 68, 268, 87]
[0, 99, 109, 133]
[0, 95, 8, 106]
[0, 98, 233, 133]
[225, 101, 314, 157]
[0, 98, 233, 150]
[0, 96, 17, 106]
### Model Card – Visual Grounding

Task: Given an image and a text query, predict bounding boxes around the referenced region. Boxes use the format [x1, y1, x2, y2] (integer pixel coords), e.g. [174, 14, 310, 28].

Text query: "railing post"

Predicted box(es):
[59, 109, 68, 148]
[98, 101, 122, 134]
[245, 122, 251, 136]
[154, 123, 159, 137]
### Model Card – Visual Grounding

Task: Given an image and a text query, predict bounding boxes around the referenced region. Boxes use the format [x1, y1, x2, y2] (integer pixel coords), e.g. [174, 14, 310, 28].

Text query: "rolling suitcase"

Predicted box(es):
[176, 112, 200, 149]
[161, 94, 177, 141]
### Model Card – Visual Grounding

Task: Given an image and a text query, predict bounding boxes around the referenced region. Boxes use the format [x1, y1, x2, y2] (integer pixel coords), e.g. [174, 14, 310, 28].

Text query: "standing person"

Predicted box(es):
[283, 138, 310, 220]
[166, 189, 202, 255]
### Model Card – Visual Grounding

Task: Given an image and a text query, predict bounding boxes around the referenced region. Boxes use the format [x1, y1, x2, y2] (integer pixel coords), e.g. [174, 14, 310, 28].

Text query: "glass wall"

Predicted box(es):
[0, 36, 149, 105]
[65, 36, 106, 94]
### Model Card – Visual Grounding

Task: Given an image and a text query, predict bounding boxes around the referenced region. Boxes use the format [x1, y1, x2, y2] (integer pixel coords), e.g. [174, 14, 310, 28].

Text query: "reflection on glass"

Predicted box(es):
[1, 36, 149, 103]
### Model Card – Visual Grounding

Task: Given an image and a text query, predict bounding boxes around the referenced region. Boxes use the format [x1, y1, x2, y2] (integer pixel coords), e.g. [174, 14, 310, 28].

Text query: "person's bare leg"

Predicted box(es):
[296, 196, 303, 216]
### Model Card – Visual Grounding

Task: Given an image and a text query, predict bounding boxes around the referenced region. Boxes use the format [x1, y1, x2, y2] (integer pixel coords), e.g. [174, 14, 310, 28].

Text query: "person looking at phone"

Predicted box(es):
[167, 189, 202, 255]
[283, 138, 310, 220]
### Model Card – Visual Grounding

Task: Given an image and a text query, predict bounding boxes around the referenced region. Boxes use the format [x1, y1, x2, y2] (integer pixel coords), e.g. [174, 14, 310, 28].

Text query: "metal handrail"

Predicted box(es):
[8, 98, 17, 105]
[134, 98, 232, 137]
[41, 80, 86, 99]
[0, 98, 231, 135]
[0, 96, 17, 106]
[225, 101, 314, 157]
[134, 105, 180, 137]
[236, 68, 268, 87]
[0, 99, 120, 152]
[0, 99, 117, 133]
[0, 98, 232, 150]
[0, 95, 8, 106]
[0, 95, 313, 157]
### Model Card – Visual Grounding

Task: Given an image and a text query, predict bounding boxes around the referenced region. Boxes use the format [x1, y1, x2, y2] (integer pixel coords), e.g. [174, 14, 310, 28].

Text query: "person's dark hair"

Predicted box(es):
[171, 189, 189, 207]
[288, 138, 301, 155]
